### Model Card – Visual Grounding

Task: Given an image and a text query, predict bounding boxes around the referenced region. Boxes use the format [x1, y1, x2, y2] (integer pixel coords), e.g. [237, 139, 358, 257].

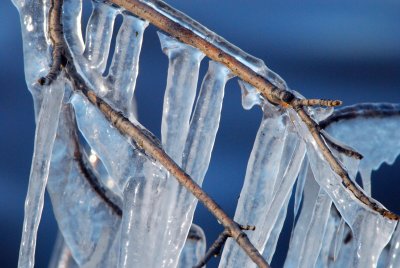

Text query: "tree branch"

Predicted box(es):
[42, 0, 270, 267]
[105, 0, 399, 221]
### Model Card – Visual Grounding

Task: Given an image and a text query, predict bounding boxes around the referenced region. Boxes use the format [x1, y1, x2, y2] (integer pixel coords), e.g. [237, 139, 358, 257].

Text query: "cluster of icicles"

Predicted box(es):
[13, 0, 400, 267]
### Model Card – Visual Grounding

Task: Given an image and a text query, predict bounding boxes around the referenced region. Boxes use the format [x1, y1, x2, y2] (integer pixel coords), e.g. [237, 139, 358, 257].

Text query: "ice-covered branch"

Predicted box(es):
[107, 0, 399, 221]
[39, 0, 270, 267]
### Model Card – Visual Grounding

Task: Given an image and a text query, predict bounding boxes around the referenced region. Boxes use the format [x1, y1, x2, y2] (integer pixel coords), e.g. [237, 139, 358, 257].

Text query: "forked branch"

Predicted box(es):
[106, 0, 399, 221]
[41, 0, 270, 267]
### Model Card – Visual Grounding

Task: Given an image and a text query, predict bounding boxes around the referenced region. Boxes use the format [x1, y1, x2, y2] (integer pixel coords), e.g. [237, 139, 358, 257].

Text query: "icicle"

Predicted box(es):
[256, 130, 306, 263]
[385, 223, 400, 268]
[83, 1, 117, 73]
[333, 218, 347, 262]
[118, 163, 167, 268]
[150, 33, 205, 267]
[159, 60, 232, 268]
[18, 79, 65, 268]
[315, 208, 342, 267]
[290, 108, 397, 268]
[284, 167, 322, 268]
[263, 197, 289, 263]
[323, 103, 400, 195]
[177, 224, 207, 268]
[293, 156, 309, 220]
[219, 102, 288, 268]
[106, 14, 148, 120]
[47, 99, 121, 267]
[158, 32, 204, 163]
[12, 0, 51, 117]
[289, 189, 332, 268]
[62, 0, 84, 55]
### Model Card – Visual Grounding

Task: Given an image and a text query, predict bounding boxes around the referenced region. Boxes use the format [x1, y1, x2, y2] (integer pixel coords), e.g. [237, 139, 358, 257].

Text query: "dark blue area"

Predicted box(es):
[1, 1, 400, 267]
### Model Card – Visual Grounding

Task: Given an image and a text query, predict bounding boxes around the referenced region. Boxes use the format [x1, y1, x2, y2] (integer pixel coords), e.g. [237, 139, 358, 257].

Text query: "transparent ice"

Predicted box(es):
[13, 0, 400, 267]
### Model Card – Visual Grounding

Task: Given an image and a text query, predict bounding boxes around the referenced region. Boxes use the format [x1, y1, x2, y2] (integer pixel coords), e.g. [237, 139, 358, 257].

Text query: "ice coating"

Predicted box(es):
[239, 81, 263, 110]
[71, 93, 142, 197]
[18, 79, 65, 268]
[177, 224, 206, 268]
[219, 102, 288, 268]
[324, 104, 400, 195]
[12, 0, 51, 117]
[290, 108, 397, 268]
[47, 100, 120, 266]
[140, 0, 288, 89]
[385, 224, 400, 268]
[107, 15, 148, 120]
[159, 60, 232, 267]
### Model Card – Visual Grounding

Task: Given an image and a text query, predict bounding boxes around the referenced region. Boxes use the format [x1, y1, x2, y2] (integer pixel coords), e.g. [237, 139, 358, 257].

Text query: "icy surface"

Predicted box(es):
[177, 224, 206, 268]
[18, 79, 65, 268]
[324, 104, 400, 195]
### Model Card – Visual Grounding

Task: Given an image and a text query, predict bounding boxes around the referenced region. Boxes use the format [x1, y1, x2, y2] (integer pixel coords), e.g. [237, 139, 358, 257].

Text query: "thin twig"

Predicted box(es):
[194, 225, 256, 268]
[38, 0, 65, 85]
[319, 103, 400, 129]
[193, 230, 229, 268]
[320, 130, 363, 160]
[292, 98, 342, 107]
[105, 0, 399, 221]
[43, 1, 270, 267]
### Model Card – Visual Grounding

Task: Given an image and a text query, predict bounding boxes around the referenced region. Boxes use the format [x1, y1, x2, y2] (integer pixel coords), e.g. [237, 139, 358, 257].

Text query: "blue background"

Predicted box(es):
[1, 0, 400, 267]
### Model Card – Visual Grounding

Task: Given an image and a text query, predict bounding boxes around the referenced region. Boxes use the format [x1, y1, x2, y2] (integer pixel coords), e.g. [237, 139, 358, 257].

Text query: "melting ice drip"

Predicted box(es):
[13, 0, 400, 268]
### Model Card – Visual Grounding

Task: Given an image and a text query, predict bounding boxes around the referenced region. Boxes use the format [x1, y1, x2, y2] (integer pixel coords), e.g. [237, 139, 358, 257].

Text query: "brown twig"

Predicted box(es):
[43, 1, 270, 267]
[292, 98, 342, 107]
[194, 225, 256, 268]
[104, 0, 399, 221]
[38, 0, 66, 85]
[319, 103, 400, 129]
[193, 230, 229, 268]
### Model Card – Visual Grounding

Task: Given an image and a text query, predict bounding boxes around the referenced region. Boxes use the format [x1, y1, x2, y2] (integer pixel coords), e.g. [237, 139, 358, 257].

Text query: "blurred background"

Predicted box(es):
[1, 0, 400, 267]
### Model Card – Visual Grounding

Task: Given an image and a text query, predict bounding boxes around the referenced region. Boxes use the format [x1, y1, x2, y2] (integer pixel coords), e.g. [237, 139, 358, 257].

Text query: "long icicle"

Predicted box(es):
[18, 78, 65, 268]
